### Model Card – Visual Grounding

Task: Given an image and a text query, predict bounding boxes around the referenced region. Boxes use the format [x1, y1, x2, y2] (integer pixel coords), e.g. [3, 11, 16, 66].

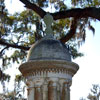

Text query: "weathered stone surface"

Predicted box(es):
[19, 36, 79, 100]
[27, 37, 71, 62]
[19, 60, 79, 77]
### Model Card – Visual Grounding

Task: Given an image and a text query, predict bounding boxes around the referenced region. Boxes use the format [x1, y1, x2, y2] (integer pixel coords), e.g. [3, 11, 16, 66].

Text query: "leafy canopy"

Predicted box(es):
[0, 0, 100, 96]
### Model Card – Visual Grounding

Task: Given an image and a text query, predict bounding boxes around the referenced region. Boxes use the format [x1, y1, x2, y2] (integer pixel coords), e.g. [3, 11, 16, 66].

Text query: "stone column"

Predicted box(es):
[27, 82, 35, 100]
[34, 87, 43, 100]
[62, 80, 71, 100]
[42, 81, 48, 100]
[27, 87, 35, 100]
[60, 79, 71, 100]
[64, 84, 70, 100]
[48, 81, 57, 100]
[57, 83, 61, 100]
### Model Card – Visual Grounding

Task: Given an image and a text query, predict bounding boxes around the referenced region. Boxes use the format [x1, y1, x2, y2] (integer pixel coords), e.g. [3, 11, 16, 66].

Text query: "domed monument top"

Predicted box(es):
[27, 13, 71, 62]
[27, 37, 71, 62]
[19, 13, 79, 100]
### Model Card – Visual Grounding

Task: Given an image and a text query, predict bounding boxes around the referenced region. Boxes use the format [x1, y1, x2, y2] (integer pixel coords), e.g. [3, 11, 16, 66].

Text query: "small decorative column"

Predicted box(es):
[48, 78, 58, 100]
[63, 81, 71, 100]
[42, 81, 48, 100]
[19, 13, 79, 100]
[34, 87, 43, 100]
[27, 81, 35, 100]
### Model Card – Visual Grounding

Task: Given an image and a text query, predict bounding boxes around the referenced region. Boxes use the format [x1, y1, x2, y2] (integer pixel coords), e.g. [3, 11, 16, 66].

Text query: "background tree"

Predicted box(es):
[0, 0, 100, 98]
[80, 84, 100, 100]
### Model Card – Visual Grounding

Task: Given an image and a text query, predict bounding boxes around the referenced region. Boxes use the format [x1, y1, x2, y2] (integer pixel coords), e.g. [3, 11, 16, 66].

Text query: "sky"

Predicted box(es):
[71, 25, 100, 100]
[2, 0, 100, 100]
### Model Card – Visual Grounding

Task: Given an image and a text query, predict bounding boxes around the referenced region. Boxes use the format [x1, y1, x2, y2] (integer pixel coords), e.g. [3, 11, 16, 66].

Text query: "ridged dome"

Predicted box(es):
[27, 37, 71, 61]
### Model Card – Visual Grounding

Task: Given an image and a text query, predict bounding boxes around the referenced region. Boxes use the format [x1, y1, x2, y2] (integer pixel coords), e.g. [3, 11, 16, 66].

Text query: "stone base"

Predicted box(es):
[26, 76, 71, 100]
[19, 60, 79, 100]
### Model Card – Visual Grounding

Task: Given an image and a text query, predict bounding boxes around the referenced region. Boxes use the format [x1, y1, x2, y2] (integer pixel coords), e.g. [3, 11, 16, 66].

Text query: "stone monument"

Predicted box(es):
[19, 13, 79, 100]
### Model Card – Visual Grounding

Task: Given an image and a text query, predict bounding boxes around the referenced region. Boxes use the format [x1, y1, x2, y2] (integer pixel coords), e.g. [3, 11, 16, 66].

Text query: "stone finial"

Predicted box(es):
[43, 13, 53, 37]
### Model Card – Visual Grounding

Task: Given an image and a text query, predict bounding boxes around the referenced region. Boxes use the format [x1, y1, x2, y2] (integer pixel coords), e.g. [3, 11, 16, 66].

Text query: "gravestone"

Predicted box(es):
[19, 13, 79, 100]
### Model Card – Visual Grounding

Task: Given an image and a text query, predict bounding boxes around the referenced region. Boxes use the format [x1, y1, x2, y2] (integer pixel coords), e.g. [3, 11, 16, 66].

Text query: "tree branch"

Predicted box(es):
[19, 0, 46, 18]
[0, 68, 3, 79]
[18, 0, 100, 21]
[18, 1, 100, 44]
[60, 18, 78, 43]
[0, 46, 8, 56]
[51, 7, 100, 21]
[0, 39, 30, 50]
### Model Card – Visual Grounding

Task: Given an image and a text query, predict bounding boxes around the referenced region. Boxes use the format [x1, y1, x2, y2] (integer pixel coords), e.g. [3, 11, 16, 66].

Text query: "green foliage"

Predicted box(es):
[15, 74, 24, 83]
[80, 84, 100, 100]
[14, 75, 25, 98]
[69, 44, 84, 59]
[0, 9, 84, 69]
[0, 0, 99, 96]
[0, 73, 10, 82]
[87, 85, 100, 100]
[0, 10, 37, 67]
[28, 0, 100, 9]
[0, 92, 26, 100]
[52, 19, 70, 37]
[0, 0, 98, 66]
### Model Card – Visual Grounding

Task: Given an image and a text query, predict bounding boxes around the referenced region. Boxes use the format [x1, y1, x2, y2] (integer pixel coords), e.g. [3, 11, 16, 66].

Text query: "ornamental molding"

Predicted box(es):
[19, 60, 79, 77]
